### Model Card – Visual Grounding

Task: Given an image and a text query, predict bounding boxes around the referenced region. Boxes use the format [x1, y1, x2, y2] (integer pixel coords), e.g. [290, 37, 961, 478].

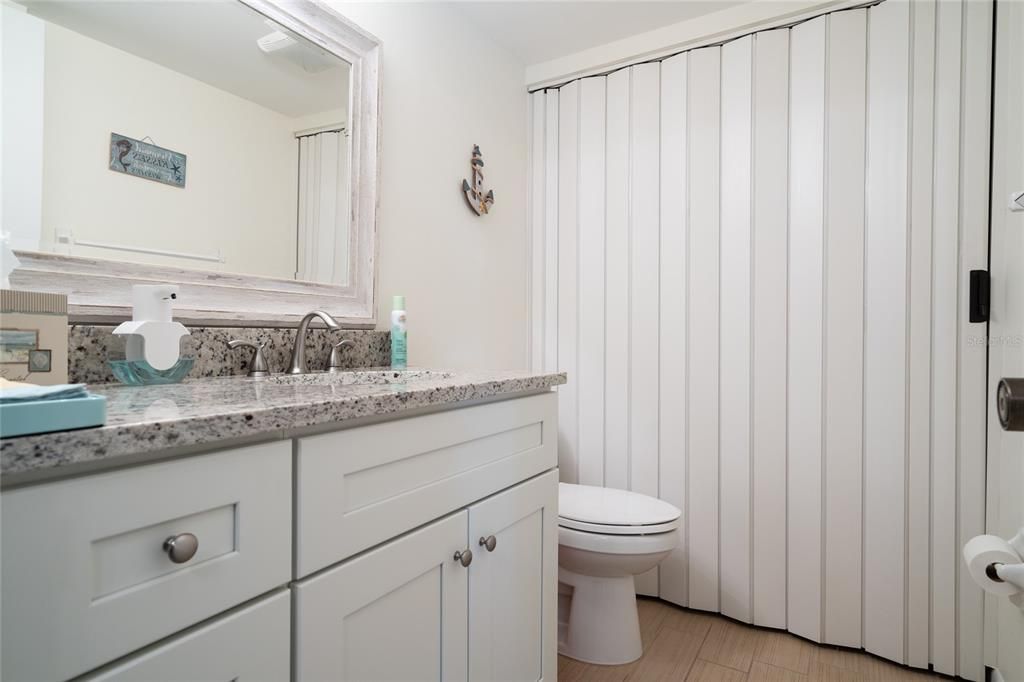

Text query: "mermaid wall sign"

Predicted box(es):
[108, 133, 187, 188]
[461, 144, 494, 216]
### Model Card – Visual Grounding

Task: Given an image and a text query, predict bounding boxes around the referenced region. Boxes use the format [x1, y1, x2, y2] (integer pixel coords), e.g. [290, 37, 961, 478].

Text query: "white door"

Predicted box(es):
[293, 512, 470, 681]
[987, 3, 1024, 680]
[468, 471, 558, 682]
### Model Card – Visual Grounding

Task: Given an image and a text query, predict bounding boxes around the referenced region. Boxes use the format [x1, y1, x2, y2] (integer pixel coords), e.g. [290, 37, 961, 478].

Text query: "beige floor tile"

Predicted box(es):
[808, 647, 937, 681]
[558, 656, 634, 682]
[687, 659, 748, 682]
[749, 661, 810, 682]
[627, 624, 708, 682]
[698, 619, 761, 672]
[754, 631, 815, 674]
[660, 605, 716, 640]
[809, 646, 867, 673]
[638, 597, 670, 651]
[561, 599, 942, 682]
[807, 661, 866, 682]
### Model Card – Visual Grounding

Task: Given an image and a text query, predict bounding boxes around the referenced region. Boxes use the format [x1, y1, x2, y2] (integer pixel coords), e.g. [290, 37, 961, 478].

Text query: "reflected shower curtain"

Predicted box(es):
[296, 130, 350, 284]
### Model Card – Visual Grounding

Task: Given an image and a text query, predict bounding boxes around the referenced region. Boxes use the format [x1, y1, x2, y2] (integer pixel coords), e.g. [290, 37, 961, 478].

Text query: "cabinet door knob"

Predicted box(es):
[163, 533, 199, 563]
[479, 535, 497, 552]
[454, 548, 473, 567]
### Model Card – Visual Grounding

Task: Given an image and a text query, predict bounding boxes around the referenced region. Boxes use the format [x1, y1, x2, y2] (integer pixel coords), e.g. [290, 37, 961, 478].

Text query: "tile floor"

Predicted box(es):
[558, 598, 950, 681]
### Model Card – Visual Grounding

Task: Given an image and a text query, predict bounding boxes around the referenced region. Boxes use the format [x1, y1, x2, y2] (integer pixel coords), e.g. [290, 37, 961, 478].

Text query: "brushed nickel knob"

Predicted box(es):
[163, 533, 199, 564]
[454, 548, 473, 567]
[479, 535, 497, 552]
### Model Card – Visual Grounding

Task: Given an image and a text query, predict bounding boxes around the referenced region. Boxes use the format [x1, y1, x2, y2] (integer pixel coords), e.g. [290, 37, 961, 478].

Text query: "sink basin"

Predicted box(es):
[260, 369, 453, 386]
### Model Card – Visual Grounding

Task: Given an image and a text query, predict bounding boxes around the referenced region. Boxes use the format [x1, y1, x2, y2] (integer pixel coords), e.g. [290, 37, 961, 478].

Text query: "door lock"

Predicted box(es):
[997, 378, 1024, 431]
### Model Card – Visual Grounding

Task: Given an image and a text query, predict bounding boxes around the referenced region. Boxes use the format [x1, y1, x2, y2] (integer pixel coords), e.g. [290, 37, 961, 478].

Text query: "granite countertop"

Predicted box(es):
[0, 369, 566, 482]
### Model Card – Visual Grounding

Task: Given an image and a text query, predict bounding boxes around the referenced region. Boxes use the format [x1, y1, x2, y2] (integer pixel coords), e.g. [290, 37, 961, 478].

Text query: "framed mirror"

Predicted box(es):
[3, 0, 381, 326]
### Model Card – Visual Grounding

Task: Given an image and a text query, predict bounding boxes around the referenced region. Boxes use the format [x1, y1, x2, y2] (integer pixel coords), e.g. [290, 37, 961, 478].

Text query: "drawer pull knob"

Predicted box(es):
[454, 548, 473, 567]
[163, 533, 199, 563]
[479, 535, 497, 552]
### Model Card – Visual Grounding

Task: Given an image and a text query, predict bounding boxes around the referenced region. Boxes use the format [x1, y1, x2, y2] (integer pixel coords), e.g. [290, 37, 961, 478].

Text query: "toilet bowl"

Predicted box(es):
[557, 483, 681, 665]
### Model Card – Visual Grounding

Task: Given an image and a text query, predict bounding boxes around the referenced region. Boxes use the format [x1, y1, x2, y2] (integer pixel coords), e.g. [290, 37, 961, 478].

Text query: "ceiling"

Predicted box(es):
[447, 1, 744, 65]
[22, 0, 349, 119]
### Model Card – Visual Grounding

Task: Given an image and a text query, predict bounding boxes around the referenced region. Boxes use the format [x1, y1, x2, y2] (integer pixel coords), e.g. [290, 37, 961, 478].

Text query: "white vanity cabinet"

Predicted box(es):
[1, 390, 559, 681]
[0, 442, 292, 682]
[81, 590, 291, 682]
[468, 470, 558, 682]
[294, 470, 559, 682]
[294, 511, 471, 680]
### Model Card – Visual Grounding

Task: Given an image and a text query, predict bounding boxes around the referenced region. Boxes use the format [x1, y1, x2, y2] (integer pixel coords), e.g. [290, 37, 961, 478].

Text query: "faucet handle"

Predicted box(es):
[227, 340, 271, 377]
[329, 339, 355, 371]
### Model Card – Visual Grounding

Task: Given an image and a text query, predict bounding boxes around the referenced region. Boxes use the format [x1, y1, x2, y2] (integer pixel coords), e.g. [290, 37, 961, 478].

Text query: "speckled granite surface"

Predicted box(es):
[68, 325, 390, 384]
[0, 369, 566, 480]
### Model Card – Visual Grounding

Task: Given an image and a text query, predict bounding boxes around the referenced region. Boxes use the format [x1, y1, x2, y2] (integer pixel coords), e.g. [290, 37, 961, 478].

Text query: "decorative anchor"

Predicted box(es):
[462, 145, 495, 215]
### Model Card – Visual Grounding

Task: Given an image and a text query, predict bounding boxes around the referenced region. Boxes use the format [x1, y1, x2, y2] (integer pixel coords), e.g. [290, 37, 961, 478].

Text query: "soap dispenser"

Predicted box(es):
[109, 285, 193, 384]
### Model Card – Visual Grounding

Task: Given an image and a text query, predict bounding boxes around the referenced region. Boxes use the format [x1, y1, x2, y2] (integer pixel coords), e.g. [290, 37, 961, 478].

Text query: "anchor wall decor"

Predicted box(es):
[462, 144, 495, 215]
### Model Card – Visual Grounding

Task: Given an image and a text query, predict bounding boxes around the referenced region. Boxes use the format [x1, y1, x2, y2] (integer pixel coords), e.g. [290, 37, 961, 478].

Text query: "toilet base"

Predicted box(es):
[558, 567, 642, 665]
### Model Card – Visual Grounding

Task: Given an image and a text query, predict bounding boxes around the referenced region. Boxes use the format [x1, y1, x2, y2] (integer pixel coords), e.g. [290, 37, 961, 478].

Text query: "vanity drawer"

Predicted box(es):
[82, 589, 290, 681]
[296, 392, 558, 576]
[1, 441, 292, 682]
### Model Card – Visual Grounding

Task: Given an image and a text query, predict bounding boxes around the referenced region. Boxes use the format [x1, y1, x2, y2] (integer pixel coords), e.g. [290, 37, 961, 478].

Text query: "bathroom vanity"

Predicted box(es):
[0, 369, 565, 681]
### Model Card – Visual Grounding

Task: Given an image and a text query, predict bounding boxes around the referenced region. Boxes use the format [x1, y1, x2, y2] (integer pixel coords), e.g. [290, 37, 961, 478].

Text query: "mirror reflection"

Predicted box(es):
[3, 0, 353, 285]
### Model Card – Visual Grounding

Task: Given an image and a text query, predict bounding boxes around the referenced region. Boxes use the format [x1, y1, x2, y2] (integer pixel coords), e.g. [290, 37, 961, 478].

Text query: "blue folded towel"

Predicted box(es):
[0, 383, 89, 403]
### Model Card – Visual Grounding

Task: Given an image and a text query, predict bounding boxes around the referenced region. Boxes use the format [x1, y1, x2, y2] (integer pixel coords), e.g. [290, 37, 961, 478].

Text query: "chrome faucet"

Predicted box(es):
[287, 310, 341, 374]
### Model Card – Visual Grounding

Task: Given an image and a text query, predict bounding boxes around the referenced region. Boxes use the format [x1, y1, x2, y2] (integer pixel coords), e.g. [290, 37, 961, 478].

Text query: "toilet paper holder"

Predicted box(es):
[964, 528, 1024, 605]
[988, 528, 1024, 591]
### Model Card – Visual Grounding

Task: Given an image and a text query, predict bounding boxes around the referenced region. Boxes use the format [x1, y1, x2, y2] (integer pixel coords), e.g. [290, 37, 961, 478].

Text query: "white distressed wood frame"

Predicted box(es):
[11, 0, 381, 328]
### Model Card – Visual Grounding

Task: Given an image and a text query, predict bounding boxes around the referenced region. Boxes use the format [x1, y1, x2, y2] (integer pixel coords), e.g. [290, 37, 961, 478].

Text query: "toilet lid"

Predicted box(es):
[558, 483, 681, 535]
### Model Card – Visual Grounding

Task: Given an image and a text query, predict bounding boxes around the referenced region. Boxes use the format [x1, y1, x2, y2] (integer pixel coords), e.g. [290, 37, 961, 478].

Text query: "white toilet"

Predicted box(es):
[557, 482, 682, 665]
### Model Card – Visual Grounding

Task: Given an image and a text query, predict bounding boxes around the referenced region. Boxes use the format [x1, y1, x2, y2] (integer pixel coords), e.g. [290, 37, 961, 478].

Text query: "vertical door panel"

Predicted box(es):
[719, 34, 753, 623]
[864, 0, 910, 663]
[907, 0, 936, 668]
[469, 471, 559, 682]
[751, 27, 789, 629]
[930, 0, 962, 673]
[543, 90, 560, 375]
[686, 45, 721, 612]
[293, 512, 469, 681]
[557, 82, 580, 483]
[658, 51, 689, 607]
[629, 62, 662, 596]
[957, 1, 992, 677]
[823, 8, 866, 649]
[787, 14, 826, 643]
[605, 68, 631, 492]
[577, 77, 608, 488]
[530, 92, 548, 373]
[988, 3, 1024, 680]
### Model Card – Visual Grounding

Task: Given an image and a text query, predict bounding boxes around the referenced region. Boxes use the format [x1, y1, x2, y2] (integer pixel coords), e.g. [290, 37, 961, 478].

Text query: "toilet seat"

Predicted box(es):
[558, 525, 679, 555]
[558, 483, 681, 536]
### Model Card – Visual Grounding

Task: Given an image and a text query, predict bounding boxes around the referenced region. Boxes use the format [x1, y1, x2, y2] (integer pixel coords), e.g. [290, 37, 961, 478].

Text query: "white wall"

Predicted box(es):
[525, 0, 865, 88]
[328, 2, 530, 370]
[40, 22, 299, 279]
[1, 2, 45, 252]
[532, 1, 991, 678]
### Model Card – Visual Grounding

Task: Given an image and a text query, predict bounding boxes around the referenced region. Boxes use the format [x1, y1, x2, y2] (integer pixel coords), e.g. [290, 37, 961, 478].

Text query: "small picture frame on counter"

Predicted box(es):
[0, 290, 68, 385]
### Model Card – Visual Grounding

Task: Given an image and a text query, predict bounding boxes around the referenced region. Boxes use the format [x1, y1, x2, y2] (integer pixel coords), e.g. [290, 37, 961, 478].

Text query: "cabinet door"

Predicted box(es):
[468, 470, 559, 681]
[83, 590, 290, 681]
[294, 511, 470, 681]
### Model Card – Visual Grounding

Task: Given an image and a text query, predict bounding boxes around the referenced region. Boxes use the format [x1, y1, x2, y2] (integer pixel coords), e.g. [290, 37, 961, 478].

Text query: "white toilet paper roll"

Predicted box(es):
[963, 534, 1022, 597]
